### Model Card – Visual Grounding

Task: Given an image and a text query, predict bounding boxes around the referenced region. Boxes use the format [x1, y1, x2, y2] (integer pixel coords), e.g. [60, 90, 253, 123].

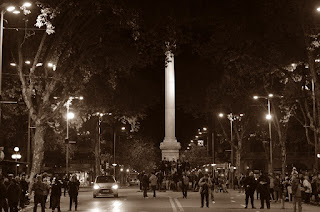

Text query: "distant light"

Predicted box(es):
[187, 147, 190, 150]
[266, 114, 272, 120]
[79, 96, 84, 100]
[199, 132, 202, 135]
[239, 113, 244, 117]
[7, 6, 16, 12]
[317, 7, 320, 12]
[195, 135, 199, 138]
[48, 62, 54, 67]
[53, 97, 58, 99]
[120, 168, 124, 172]
[315, 59, 320, 63]
[188, 143, 191, 146]
[112, 163, 117, 166]
[218, 113, 224, 118]
[99, 113, 103, 117]
[203, 127, 207, 131]
[36, 63, 43, 67]
[25, 61, 31, 64]
[190, 140, 193, 143]
[317, 153, 320, 158]
[67, 112, 75, 120]
[10, 63, 17, 67]
[126, 169, 130, 173]
[205, 168, 209, 172]
[211, 164, 216, 167]
[268, 94, 274, 98]
[121, 127, 126, 131]
[22, 2, 32, 7]
[291, 63, 296, 67]
[13, 10, 20, 14]
[14, 147, 19, 152]
[253, 96, 258, 99]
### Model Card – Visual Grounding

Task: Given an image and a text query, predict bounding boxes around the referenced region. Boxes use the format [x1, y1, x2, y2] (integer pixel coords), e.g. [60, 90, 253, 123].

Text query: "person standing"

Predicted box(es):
[0, 177, 8, 212]
[32, 175, 46, 212]
[292, 172, 302, 212]
[7, 178, 21, 212]
[19, 174, 29, 209]
[258, 172, 270, 209]
[142, 173, 149, 198]
[50, 178, 62, 212]
[302, 175, 312, 203]
[273, 175, 281, 202]
[68, 175, 80, 211]
[149, 172, 157, 198]
[199, 173, 212, 208]
[181, 173, 189, 199]
[243, 171, 256, 209]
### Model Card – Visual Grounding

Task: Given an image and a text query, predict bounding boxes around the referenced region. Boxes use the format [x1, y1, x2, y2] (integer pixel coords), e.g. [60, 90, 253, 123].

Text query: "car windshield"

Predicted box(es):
[96, 176, 115, 183]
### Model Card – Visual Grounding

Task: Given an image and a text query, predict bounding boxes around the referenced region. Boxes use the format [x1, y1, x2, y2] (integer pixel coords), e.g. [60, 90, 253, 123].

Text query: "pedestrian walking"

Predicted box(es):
[142, 173, 149, 198]
[68, 175, 80, 211]
[181, 173, 189, 198]
[32, 175, 46, 212]
[50, 177, 62, 212]
[149, 172, 158, 197]
[243, 171, 256, 209]
[0, 177, 8, 212]
[258, 172, 270, 209]
[198, 173, 212, 208]
[292, 172, 302, 212]
[43, 177, 50, 209]
[7, 178, 21, 212]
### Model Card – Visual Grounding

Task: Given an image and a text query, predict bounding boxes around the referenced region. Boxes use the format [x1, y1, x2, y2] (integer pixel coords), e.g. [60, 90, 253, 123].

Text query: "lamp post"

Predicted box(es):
[254, 94, 274, 174]
[113, 126, 126, 177]
[65, 96, 83, 176]
[11, 147, 21, 176]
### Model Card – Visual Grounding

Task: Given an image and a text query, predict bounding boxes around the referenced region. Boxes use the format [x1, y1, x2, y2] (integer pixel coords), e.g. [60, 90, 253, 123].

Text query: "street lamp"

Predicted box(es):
[0, 2, 32, 101]
[11, 147, 21, 176]
[253, 94, 273, 174]
[65, 96, 83, 176]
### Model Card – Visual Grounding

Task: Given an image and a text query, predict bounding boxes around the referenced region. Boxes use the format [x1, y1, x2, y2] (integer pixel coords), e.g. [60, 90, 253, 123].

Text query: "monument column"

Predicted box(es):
[160, 50, 181, 161]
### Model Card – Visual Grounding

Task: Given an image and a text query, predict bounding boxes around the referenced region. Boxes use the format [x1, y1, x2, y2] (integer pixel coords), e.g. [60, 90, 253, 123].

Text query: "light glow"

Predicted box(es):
[13, 10, 20, 14]
[14, 147, 19, 152]
[10, 63, 17, 67]
[266, 114, 272, 120]
[22, 2, 32, 7]
[112, 184, 119, 190]
[218, 113, 224, 118]
[317, 7, 320, 12]
[93, 184, 100, 190]
[253, 96, 258, 99]
[268, 93, 274, 98]
[121, 127, 126, 131]
[67, 112, 75, 120]
[203, 127, 207, 131]
[25, 61, 31, 64]
[7, 6, 16, 12]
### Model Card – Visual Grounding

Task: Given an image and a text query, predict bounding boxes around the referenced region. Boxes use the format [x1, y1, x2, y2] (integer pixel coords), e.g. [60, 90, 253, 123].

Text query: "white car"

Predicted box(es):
[93, 175, 119, 198]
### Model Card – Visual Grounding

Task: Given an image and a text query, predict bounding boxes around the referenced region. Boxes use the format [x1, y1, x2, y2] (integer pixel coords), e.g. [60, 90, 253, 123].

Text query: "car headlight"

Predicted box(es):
[112, 184, 119, 190]
[93, 184, 100, 190]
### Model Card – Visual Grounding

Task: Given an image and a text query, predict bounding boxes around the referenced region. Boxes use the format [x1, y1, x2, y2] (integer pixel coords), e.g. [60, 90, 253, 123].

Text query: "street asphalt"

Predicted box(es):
[23, 186, 320, 212]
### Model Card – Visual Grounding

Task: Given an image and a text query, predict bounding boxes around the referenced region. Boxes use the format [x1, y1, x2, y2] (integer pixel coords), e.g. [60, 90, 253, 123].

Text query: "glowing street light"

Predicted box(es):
[67, 112, 75, 120]
[317, 7, 320, 12]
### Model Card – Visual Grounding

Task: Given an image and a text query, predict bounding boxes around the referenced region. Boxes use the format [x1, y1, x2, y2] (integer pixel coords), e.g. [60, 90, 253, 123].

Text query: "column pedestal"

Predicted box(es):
[160, 138, 180, 161]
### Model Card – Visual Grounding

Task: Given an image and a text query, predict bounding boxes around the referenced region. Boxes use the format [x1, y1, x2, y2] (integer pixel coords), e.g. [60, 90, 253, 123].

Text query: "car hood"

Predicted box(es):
[96, 183, 114, 188]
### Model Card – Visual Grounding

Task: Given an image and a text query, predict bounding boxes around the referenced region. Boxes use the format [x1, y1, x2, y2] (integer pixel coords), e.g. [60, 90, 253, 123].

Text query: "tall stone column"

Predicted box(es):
[160, 50, 181, 161]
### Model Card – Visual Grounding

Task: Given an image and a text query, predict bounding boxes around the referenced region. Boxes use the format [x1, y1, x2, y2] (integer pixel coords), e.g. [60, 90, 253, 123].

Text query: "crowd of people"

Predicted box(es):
[138, 160, 320, 210]
[0, 172, 80, 212]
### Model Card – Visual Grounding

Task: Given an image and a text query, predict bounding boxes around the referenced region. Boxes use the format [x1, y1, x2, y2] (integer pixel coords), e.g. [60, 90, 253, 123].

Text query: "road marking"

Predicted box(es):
[169, 197, 177, 212]
[174, 198, 184, 211]
[230, 197, 234, 199]
[231, 200, 236, 203]
[240, 204, 246, 207]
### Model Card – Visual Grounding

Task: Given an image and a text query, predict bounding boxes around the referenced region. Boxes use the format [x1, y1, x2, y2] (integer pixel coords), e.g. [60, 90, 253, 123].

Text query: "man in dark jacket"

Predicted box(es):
[243, 172, 256, 209]
[258, 172, 270, 209]
[68, 175, 80, 211]
[32, 175, 46, 212]
[142, 173, 149, 198]
[0, 177, 8, 212]
[7, 178, 21, 212]
[51, 178, 62, 212]
[20, 174, 29, 209]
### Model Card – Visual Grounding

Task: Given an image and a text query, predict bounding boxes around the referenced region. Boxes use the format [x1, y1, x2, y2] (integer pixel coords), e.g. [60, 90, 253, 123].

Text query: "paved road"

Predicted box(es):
[25, 186, 319, 212]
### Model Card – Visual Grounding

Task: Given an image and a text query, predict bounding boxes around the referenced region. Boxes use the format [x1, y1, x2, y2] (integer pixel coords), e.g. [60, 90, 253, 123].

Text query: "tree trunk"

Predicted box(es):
[28, 123, 46, 192]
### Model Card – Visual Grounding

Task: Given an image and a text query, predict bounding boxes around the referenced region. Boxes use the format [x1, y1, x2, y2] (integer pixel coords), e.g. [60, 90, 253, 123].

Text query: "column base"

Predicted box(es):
[160, 139, 181, 161]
